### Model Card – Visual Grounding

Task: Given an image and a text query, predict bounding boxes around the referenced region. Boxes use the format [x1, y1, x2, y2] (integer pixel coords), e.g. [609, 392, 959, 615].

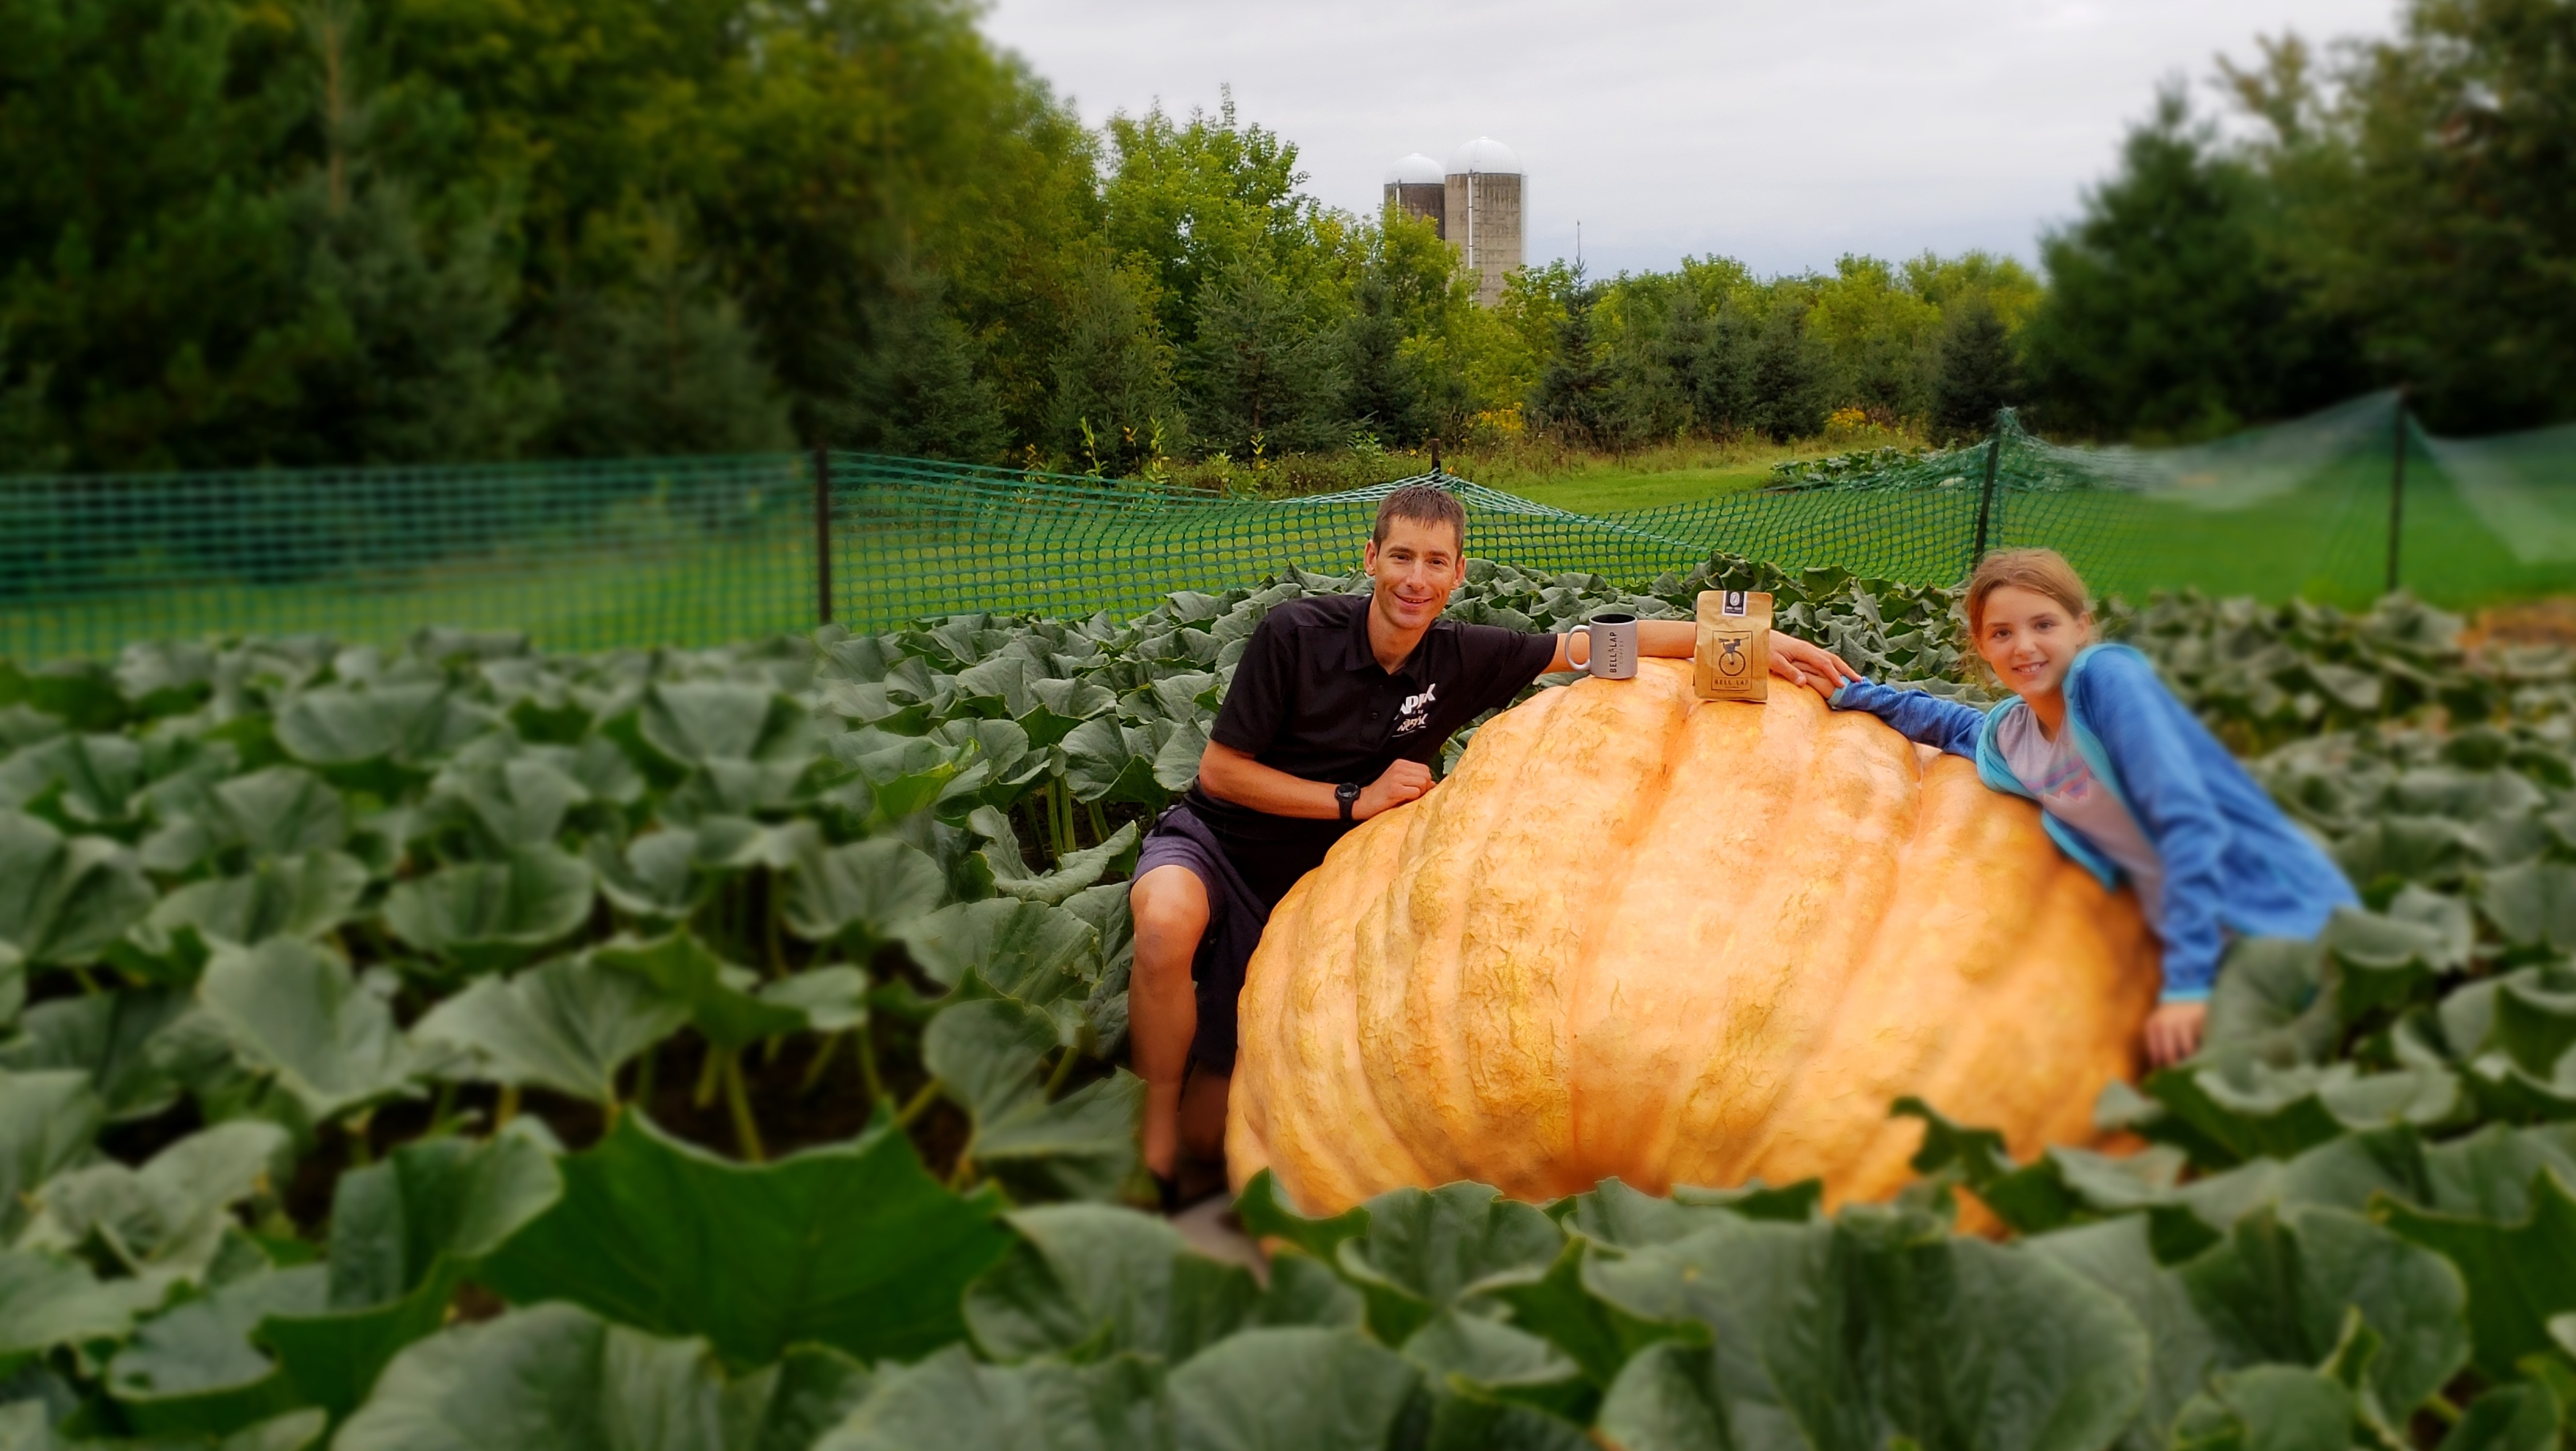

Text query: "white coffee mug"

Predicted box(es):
[1566, 612, 1639, 679]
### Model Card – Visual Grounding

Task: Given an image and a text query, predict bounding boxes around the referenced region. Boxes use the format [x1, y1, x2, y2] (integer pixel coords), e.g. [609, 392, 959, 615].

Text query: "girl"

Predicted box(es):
[1769, 549, 2355, 1066]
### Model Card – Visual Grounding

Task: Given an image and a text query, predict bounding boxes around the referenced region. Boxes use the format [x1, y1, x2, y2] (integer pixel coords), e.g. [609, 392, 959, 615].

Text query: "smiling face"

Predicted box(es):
[1975, 584, 2093, 700]
[1363, 515, 1466, 636]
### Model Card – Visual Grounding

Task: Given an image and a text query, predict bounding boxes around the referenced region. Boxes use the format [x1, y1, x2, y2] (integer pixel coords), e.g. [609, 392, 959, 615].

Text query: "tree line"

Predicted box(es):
[1, 0, 2565, 475]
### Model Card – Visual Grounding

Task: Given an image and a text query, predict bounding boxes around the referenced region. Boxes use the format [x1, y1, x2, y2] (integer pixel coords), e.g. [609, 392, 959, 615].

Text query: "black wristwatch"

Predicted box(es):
[1336, 781, 1363, 822]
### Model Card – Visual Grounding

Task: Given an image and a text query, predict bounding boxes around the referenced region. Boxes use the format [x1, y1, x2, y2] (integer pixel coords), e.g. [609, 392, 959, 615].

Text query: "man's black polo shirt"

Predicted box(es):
[1182, 592, 1559, 908]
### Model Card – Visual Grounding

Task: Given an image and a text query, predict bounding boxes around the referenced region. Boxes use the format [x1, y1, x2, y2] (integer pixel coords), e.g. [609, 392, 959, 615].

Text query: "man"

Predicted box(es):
[1127, 483, 1853, 1200]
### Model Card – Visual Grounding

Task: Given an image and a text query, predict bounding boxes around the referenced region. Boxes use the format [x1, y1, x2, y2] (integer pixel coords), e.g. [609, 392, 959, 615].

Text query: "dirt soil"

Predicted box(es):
[2464, 599, 2576, 652]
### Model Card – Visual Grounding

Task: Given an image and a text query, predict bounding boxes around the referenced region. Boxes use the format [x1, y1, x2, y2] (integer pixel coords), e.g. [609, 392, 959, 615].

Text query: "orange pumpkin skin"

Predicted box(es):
[1225, 659, 2162, 1216]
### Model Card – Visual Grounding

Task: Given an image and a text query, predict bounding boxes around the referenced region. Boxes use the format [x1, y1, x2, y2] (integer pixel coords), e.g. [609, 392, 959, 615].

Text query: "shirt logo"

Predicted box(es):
[1393, 683, 1438, 734]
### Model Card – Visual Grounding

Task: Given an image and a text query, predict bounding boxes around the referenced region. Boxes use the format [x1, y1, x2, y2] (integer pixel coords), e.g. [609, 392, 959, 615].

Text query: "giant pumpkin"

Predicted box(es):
[1226, 658, 2161, 1216]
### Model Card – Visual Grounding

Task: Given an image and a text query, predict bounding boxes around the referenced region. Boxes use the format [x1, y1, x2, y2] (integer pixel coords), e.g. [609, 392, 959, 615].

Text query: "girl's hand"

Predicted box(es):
[2144, 1001, 2207, 1068]
[1769, 633, 1863, 698]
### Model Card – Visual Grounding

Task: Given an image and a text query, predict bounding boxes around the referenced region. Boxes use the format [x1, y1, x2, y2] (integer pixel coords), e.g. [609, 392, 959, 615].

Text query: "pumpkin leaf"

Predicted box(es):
[1166, 1326, 1423, 1451]
[252, 1129, 562, 1421]
[780, 839, 946, 945]
[146, 853, 369, 951]
[813, 1343, 1156, 1451]
[1060, 717, 1165, 807]
[197, 941, 421, 1125]
[1584, 1205, 2150, 1451]
[899, 899, 1096, 1004]
[411, 954, 690, 1105]
[18, 1121, 290, 1296]
[588, 829, 703, 922]
[963, 1204, 1261, 1367]
[0, 985, 190, 1121]
[636, 682, 805, 766]
[2381, 1167, 2576, 1381]
[986, 819, 1141, 908]
[380, 845, 595, 973]
[0, 1246, 159, 1360]
[2167, 1365, 2357, 1451]
[474, 1112, 1013, 1370]
[0, 810, 154, 966]
[1594, 1341, 1741, 1451]
[0, 1069, 105, 1242]
[205, 767, 347, 859]
[589, 932, 807, 1050]
[107, 1265, 328, 1437]
[1330, 1181, 1565, 1344]
[274, 684, 488, 769]
[334, 1302, 867, 1451]
[922, 997, 1142, 1202]
[2145, 1060, 2463, 1167]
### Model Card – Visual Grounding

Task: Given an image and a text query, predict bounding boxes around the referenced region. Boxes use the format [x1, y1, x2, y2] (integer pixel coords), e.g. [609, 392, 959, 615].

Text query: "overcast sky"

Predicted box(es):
[981, 0, 2398, 280]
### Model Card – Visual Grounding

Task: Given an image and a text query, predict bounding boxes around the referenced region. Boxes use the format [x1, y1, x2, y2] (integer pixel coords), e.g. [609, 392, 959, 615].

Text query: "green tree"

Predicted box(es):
[1184, 258, 1344, 458]
[2019, 89, 2357, 440]
[1932, 296, 2019, 441]
[0, 329, 62, 471]
[1047, 254, 1180, 474]
[1528, 276, 1611, 445]
[1099, 92, 1327, 354]
[1746, 293, 1834, 440]
[2231, 6, 2576, 431]
[543, 214, 792, 459]
[832, 257, 1002, 461]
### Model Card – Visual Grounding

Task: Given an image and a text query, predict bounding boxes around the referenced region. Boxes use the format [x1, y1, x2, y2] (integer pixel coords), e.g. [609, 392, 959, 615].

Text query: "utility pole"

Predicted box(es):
[2385, 387, 2408, 597]
[1970, 409, 2004, 571]
[813, 448, 834, 626]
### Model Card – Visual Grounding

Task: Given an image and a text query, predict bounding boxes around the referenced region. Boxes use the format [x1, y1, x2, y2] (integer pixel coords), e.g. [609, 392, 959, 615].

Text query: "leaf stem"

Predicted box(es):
[2422, 1393, 2463, 1426]
[694, 1041, 722, 1107]
[344, 1110, 374, 1167]
[631, 1045, 656, 1112]
[1088, 800, 1110, 843]
[1044, 1045, 1080, 1096]
[894, 1078, 942, 1129]
[856, 1024, 887, 1107]
[720, 1050, 765, 1163]
[799, 1032, 840, 1095]
[426, 1079, 460, 1137]
[494, 1084, 520, 1129]
[763, 875, 787, 979]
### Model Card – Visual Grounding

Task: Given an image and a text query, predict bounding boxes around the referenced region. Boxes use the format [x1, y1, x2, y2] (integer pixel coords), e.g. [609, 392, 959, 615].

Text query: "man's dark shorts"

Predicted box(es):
[1132, 804, 1268, 1075]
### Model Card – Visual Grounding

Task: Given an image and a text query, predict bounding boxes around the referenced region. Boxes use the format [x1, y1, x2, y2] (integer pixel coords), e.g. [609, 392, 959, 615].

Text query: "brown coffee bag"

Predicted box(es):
[1694, 589, 1771, 701]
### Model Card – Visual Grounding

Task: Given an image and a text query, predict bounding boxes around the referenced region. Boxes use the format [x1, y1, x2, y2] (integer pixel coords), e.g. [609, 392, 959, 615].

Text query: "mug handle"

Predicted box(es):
[1563, 624, 1591, 674]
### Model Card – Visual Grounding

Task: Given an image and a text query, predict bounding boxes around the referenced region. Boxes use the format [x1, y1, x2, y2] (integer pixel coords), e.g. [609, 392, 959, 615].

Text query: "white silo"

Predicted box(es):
[1382, 153, 1446, 238]
[1444, 137, 1524, 306]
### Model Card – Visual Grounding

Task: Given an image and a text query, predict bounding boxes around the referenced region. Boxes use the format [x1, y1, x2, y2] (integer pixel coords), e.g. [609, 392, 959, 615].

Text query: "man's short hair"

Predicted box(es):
[1371, 483, 1467, 551]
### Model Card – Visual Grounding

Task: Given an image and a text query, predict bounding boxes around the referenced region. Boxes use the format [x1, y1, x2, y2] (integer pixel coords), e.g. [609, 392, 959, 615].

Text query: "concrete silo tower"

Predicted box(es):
[1445, 137, 1524, 306]
[1382, 153, 1446, 238]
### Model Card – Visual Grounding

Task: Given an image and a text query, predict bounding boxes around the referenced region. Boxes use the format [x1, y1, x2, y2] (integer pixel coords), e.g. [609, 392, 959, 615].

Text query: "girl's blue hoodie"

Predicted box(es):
[1828, 643, 2354, 1003]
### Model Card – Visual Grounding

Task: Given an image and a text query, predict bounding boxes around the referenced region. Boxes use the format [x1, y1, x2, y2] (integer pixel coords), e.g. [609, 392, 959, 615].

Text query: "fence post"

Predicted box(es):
[813, 447, 833, 626]
[1970, 410, 2004, 572]
[2385, 388, 2407, 598]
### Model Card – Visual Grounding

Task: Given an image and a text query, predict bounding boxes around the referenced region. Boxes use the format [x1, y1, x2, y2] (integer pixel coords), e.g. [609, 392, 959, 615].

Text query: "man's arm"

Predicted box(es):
[1198, 742, 1432, 821]
[1548, 622, 1864, 693]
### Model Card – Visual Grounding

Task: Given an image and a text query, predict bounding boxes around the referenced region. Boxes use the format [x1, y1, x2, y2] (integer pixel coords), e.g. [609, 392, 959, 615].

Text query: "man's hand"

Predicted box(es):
[1770, 633, 1863, 697]
[2144, 1001, 2207, 1068]
[1355, 758, 1434, 819]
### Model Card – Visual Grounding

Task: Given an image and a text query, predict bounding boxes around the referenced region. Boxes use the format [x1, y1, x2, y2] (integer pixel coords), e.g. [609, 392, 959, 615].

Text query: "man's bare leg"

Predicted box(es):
[1178, 1064, 1230, 1167]
[1129, 864, 1209, 1181]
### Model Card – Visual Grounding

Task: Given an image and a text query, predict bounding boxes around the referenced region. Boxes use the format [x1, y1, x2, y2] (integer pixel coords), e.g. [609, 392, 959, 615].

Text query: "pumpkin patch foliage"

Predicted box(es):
[2, 556, 2574, 1449]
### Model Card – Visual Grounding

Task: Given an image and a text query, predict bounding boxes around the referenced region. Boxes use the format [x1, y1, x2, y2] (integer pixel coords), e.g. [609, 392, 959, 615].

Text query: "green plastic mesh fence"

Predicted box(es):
[4, 390, 2572, 662]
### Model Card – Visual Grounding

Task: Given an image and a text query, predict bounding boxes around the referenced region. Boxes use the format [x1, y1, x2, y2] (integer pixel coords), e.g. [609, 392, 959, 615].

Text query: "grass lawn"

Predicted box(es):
[1508, 465, 1776, 515]
[6, 435, 2566, 663]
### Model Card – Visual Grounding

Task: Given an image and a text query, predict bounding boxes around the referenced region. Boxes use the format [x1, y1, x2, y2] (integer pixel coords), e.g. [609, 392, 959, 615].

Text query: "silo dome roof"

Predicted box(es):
[1447, 137, 1521, 174]
[1384, 153, 1443, 185]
